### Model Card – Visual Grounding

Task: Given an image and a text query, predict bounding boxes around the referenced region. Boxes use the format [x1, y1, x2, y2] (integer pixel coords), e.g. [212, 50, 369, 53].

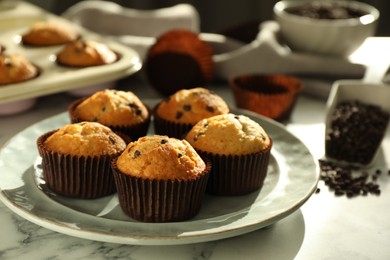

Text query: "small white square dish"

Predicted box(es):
[325, 80, 390, 167]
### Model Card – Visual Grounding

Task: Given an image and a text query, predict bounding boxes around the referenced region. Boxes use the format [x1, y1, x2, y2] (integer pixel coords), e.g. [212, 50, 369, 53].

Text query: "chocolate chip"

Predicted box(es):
[160, 139, 168, 144]
[176, 111, 183, 119]
[183, 104, 191, 111]
[203, 123, 209, 128]
[194, 132, 205, 141]
[4, 58, 12, 67]
[206, 105, 214, 113]
[234, 115, 240, 120]
[178, 153, 182, 158]
[133, 150, 141, 159]
[127, 145, 134, 154]
[108, 135, 116, 144]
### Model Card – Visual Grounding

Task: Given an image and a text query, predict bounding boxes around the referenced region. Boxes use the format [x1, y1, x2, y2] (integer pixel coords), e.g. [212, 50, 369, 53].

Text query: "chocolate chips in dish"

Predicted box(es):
[325, 100, 389, 166]
[285, 1, 368, 20]
[320, 100, 390, 198]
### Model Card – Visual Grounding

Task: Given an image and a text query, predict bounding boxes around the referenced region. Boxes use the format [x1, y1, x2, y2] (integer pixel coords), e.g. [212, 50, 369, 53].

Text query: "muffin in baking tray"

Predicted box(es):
[68, 89, 150, 141]
[21, 21, 79, 46]
[145, 29, 214, 95]
[186, 113, 272, 195]
[112, 135, 211, 222]
[37, 121, 126, 199]
[0, 51, 39, 85]
[56, 39, 118, 67]
[153, 87, 229, 138]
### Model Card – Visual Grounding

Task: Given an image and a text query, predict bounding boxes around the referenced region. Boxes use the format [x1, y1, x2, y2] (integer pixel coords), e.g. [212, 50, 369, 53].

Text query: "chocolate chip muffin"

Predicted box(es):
[185, 113, 272, 195]
[56, 39, 117, 67]
[22, 21, 78, 46]
[153, 87, 229, 138]
[37, 122, 126, 198]
[68, 89, 150, 141]
[112, 135, 210, 222]
[0, 52, 39, 85]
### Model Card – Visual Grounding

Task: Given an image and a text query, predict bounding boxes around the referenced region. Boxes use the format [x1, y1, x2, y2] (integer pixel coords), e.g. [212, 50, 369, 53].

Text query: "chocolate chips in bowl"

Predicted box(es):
[321, 80, 390, 197]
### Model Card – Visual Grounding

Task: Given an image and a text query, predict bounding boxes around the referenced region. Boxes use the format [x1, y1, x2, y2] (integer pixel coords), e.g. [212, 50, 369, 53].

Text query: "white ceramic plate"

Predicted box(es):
[0, 101, 319, 245]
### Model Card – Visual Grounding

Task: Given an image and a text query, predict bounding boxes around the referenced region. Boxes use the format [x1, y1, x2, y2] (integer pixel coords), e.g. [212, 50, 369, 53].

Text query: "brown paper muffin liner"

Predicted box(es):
[37, 130, 119, 199]
[145, 29, 214, 96]
[196, 140, 272, 196]
[152, 103, 194, 139]
[68, 97, 151, 142]
[230, 74, 303, 121]
[111, 159, 211, 223]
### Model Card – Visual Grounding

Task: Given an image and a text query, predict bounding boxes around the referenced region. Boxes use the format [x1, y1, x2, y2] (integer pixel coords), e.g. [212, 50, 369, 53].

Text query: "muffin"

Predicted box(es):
[185, 113, 272, 195]
[112, 135, 211, 222]
[0, 52, 39, 85]
[37, 122, 126, 199]
[154, 87, 229, 138]
[21, 21, 78, 46]
[56, 39, 118, 67]
[230, 74, 303, 121]
[68, 89, 150, 141]
[145, 29, 214, 96]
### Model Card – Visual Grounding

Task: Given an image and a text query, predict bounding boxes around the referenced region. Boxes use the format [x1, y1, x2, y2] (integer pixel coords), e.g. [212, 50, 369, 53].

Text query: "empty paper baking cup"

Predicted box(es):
[230, 74, 303, 121]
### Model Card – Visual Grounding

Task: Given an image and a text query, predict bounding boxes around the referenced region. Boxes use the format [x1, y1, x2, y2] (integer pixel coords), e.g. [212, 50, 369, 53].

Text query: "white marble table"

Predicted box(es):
[1, 67, 390, 260]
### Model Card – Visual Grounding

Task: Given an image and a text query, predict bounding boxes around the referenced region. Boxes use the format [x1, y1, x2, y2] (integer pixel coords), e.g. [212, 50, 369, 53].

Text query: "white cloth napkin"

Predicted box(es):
[214, 21, 366, 80]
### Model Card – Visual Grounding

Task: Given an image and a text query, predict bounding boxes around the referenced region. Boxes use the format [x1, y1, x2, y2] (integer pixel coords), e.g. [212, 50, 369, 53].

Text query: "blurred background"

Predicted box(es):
[25, 0, 390, 37]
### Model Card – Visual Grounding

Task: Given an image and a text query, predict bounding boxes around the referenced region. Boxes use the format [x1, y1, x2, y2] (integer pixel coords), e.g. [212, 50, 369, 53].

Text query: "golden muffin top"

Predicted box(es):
[116, 135, 206, 180]
[186, 113, 271, 155]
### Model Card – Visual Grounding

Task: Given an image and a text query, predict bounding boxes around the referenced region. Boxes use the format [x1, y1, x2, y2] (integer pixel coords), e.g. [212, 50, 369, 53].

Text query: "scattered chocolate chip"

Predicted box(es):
[234, 115, 240, 120]
[160, 139, 168, 144]
[318, 159, 386, 198]
[102, 106, 106, 112]
[315, 188, 320, 194]
[178, 153, 182, 158]
[176, 111, 183, 119]
[206, 105, 214, 113]
[183, 104, 191, 111]
[133, 150, 141, 159]
[203, 123, 209, 128]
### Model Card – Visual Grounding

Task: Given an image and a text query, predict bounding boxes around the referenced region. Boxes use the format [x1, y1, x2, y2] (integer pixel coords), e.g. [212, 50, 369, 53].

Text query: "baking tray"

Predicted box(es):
[0, 1, 142, 104]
